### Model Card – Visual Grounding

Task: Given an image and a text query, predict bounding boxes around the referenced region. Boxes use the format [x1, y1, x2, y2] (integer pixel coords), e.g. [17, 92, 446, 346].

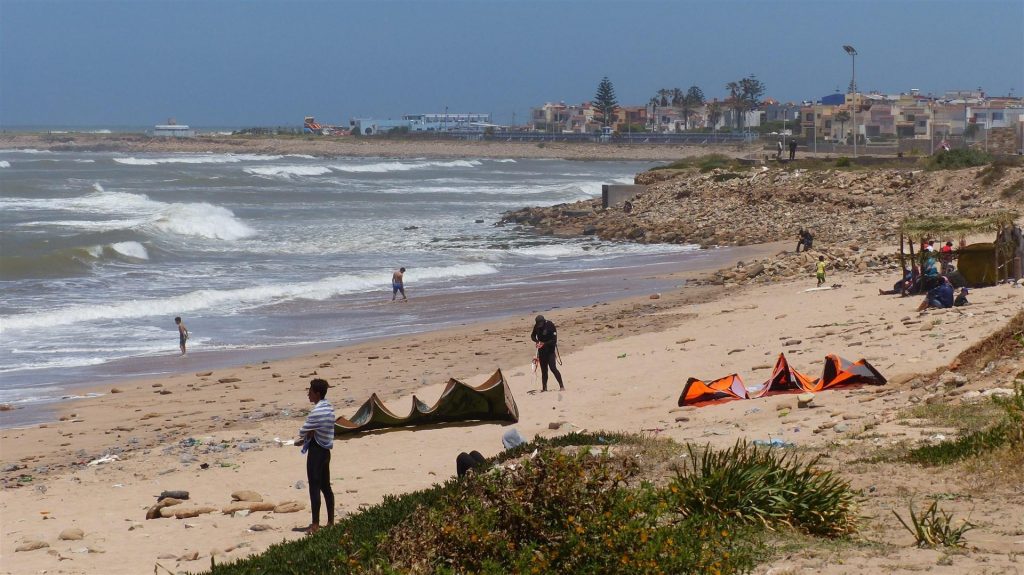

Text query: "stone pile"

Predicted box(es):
[500, 164, 1023, 250]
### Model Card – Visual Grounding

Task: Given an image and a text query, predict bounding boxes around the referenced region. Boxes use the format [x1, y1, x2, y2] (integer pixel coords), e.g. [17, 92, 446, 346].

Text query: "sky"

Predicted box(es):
[1, 0, 1022, 128]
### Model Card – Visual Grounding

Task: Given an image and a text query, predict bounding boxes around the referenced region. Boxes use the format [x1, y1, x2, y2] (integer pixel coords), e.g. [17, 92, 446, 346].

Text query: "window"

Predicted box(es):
[805, 113, 813, 121]
[992, 112, 1004, 121]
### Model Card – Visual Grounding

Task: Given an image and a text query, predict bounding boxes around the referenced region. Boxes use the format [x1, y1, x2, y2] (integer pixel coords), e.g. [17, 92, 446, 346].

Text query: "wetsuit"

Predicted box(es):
[531, 320, 564, 391]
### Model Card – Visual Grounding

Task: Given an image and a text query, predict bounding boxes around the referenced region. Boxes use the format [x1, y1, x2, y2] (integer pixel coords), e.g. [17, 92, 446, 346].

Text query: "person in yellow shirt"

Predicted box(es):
[815, 256, 826, 287]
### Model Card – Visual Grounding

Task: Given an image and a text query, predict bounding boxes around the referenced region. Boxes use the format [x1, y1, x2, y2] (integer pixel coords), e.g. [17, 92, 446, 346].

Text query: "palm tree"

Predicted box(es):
[707, 100, 723, 131]
[835, 110, 851, 143]
[648, 97, 660, 131]
[725, 81, 742, 129]
[657, 88, 671, 107]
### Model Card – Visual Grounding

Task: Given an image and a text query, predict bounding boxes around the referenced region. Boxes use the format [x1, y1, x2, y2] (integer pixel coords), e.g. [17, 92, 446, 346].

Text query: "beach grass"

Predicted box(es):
[199, 432, 869, 575]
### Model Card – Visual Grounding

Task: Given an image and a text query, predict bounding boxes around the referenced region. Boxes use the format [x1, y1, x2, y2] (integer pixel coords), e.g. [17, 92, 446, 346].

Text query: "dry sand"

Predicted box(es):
[2, 240, 1022, 573]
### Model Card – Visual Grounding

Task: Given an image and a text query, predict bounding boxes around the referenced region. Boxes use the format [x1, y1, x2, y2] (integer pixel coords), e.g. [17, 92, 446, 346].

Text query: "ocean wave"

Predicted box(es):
[330, 159, 482, 173]
[110, 241, 149, 259]
[0, 148, 52, 154]
[244, 165, 332, 177]
[0, 263, 499, 333]
[2, 184, 255, 241]
[0, 161, 9, 168]
[114, 153, 284, 166]
[0, 240, 154, 280]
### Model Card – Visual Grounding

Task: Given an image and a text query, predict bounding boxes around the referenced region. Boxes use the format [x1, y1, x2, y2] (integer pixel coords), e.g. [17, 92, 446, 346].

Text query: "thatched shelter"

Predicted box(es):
[899, 211, 1021, 285]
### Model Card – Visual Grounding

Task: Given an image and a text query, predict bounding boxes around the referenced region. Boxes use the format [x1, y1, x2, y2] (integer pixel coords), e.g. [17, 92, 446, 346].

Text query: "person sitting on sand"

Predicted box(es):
[879, 268, 914, 296]
[954, 287, 970, 307]
[391, 267, 407, 302]
[297, 378, 335, 535]
[917, 276, 954, 311]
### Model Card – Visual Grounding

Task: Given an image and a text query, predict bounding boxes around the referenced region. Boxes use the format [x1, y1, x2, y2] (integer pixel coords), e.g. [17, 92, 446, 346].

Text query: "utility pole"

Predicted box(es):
[844, 45, 858, 158]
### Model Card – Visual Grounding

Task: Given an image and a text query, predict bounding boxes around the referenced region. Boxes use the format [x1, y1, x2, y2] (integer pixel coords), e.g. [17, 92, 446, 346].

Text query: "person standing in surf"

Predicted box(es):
[175, 316, 189, 356]
[391, 267, 407, 302]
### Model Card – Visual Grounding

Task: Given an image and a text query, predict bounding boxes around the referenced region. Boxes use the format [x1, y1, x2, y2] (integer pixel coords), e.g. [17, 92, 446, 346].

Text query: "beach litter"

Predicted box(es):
[86, 454, 119, 466]
[752, 438, 795, 448]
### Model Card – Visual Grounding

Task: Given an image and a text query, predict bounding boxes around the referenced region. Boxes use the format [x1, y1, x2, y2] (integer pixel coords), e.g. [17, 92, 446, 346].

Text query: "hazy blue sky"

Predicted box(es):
[2, 0, 1022, 128]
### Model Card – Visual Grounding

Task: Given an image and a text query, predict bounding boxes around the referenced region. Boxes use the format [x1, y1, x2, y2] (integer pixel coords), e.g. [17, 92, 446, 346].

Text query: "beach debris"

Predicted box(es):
[0, 403, 13, 411]
[178, 551, 200, 561]
[15, 540, 49, 552]
[2, 463, 23, 472]
[58, 528, 84, 540]
[218, 377, 241, 383]
[727, 348, 744, 355]
[157, 490, 190, 501]
[86, 454, 119, 466]
[249, 524, 274, 532]
[196, 372, 213, 377]
[274, 437, 296, 446]
[274, 501, 305, 514]
[649, 293, 661, 299]
[752, 438, 795, 448]
[617, 353, 627, 358]
[233, 509, 251, 518]
[231, 490, 263, 502]
[294, 480, 305, 490]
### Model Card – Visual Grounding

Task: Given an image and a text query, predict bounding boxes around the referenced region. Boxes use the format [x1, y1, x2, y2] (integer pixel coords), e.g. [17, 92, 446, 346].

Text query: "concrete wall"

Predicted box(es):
[602, 184, 646, 209]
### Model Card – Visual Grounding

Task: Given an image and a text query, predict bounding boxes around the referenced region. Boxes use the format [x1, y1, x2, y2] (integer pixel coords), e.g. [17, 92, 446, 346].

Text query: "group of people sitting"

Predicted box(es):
[879, 239, 970, 310]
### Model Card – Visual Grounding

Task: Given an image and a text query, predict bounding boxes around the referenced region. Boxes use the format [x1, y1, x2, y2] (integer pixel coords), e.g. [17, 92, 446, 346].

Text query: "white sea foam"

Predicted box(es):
[491, 159, 517, 163]
[2, 185, 255, 240]
[73, 159, 96, 163]
[0, 263, 498, 333]
[0, 148, 51, 154]
[110, 241, 149, 260]
[330, 159, 482, 173]
[0, 161, 10, 168]
[114, 153, 283, 165]
[244, 165, 332, 177]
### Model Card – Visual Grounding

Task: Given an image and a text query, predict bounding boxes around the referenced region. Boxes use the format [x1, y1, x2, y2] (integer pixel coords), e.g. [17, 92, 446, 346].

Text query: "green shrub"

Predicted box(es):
[835, 156, 851, 167]
[893, 498, 974, 548]
[907, 383, 1024, 465]
[667, 441, 858, 537]
[928, 148, 992, 170]
[698, 154, 733, 172]
[379, 448, 763, 575]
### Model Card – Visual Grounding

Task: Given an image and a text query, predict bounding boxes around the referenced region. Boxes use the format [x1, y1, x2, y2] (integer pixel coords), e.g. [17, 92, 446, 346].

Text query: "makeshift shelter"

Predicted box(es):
[335, 369, 519, 434]
[678, 353, 886, 407]
[899, 212, 1021, 285]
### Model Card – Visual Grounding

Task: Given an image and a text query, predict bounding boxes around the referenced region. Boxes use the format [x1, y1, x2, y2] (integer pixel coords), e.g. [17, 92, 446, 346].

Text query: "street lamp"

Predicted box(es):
[843, 45, 858, 157]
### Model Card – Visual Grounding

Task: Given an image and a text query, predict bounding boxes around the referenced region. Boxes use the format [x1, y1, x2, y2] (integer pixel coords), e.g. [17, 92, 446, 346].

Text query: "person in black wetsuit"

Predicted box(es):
[531, 315, 565, 392]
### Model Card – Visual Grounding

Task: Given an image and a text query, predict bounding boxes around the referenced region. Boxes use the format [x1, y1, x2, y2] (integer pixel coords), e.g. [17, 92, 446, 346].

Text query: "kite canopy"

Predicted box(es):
[678, 353, 886, 407]
[336, 369, 519, 434]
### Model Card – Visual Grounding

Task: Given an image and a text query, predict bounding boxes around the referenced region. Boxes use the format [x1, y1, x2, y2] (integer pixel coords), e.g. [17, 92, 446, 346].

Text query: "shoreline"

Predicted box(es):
[0, 132, 760, 162]
[0, 244, 774, 429]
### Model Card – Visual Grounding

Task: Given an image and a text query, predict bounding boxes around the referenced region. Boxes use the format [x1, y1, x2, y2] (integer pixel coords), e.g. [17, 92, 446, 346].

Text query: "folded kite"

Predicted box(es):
[678, 353, 886, 407]
[336, 369, 519, 434]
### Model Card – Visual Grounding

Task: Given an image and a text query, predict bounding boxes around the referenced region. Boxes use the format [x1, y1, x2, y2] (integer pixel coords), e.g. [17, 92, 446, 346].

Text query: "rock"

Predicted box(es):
[158, 497, 185, 507]
[249, 524, 274, 531]
[649, 293, 661, 299]
[548, 421, 564, 430]
[157, 553, 176, 559]
[783, 339, 802, 346]
[16, 540, 49, 552]
[675, 416, 690, 422]
[797, 393, 815, 408]
[178, 551, 200, 561]
[233, 509, 251, 518]
[110, 388, 123, 394]
[2, 463, 22, 472]
[294, 480, 305, 490]
[196, 371, 213, 377]
[218, 377, 241, 383]
[834, 423, 850, 433]
[983, 388, 1014, 397]
[273, 501, 305, 514]
[159, 507, 179, 518]
[231, 490, 263, 502]
[222, 502, 276, 514]
[174, 506, 217, 519]
[59, 528, 84, 540]
[157, 490, 189, 501]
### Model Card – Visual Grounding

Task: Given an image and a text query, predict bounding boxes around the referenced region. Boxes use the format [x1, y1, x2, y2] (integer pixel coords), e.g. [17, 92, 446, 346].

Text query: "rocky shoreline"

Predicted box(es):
[501, 161, 1024, 283]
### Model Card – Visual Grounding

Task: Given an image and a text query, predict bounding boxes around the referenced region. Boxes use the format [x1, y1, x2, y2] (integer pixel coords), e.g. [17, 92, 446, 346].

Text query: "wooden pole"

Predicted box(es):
[899, 232, 906, 272]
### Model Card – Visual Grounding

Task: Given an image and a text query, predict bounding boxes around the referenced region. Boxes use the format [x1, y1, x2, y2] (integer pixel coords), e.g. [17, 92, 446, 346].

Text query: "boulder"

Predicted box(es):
[230, 490, 263, 502]
[15, 540, 49, 552]
[222, 502, 276, 514]
[273, 501, 305, 514]
[58, 528, 84, 541]
[174, 506, 217, 519]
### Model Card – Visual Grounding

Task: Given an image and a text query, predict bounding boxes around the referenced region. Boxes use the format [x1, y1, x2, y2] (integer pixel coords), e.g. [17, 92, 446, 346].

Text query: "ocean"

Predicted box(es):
[0, 148, 721, 426]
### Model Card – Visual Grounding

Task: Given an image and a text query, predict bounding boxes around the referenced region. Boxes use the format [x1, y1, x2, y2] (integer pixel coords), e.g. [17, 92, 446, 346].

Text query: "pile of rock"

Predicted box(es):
[144, 489, 305, 520]
[500, 164, 1023, 250]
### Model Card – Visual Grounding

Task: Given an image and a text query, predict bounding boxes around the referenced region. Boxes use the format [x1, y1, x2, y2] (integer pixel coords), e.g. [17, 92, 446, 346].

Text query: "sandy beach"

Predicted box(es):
[2, 233, 1022, 573]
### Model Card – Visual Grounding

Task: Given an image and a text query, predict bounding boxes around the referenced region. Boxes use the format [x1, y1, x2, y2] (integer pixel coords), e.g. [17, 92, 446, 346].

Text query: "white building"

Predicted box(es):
[153, 124, 195, 138]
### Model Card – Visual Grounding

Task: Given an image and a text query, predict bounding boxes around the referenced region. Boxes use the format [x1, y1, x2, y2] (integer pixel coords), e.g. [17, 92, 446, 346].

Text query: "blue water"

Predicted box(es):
[1, 149, 704, 418]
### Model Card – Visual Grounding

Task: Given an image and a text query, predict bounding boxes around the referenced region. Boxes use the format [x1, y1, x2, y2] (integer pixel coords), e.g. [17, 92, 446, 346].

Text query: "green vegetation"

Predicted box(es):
[202, 433, 866, 575]
[593, 76, 619, 127]
[927, 148, 992, 170]
[668, 442, 859, 538]
[978, 157, 1024, 186]
[893, 499, 974, 548]
[906, 383, 1024, 466]
[650, 153, 738, 173]
[835, 156, 851, 167]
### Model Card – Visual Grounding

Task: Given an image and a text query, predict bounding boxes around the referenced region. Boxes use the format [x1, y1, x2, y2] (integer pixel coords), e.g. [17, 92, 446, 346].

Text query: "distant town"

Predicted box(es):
[148, 82, 1024, 155]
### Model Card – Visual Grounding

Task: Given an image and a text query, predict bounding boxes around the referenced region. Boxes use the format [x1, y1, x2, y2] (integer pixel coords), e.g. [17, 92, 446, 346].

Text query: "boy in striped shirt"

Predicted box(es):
[297, 378, 335, 534]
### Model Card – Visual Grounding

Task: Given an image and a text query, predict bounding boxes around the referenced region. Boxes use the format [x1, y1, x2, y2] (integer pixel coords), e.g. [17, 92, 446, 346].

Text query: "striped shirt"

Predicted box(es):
[299, 399, 335, 452]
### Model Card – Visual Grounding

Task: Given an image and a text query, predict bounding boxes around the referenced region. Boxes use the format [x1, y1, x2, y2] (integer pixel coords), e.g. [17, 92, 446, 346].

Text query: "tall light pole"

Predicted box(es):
[843, 45, 858, 157]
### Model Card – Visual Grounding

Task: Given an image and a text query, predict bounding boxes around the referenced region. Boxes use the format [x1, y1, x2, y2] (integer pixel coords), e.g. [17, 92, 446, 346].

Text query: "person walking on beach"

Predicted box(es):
[391, 267, 407, 302]
[776, 139, 783, 159]
[789, 139, 798, 160]
[174, 316, 189, 356]
[815, 256, 827, 287]
[297, 378, 335, 535]
[531, 315, 564, 392]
